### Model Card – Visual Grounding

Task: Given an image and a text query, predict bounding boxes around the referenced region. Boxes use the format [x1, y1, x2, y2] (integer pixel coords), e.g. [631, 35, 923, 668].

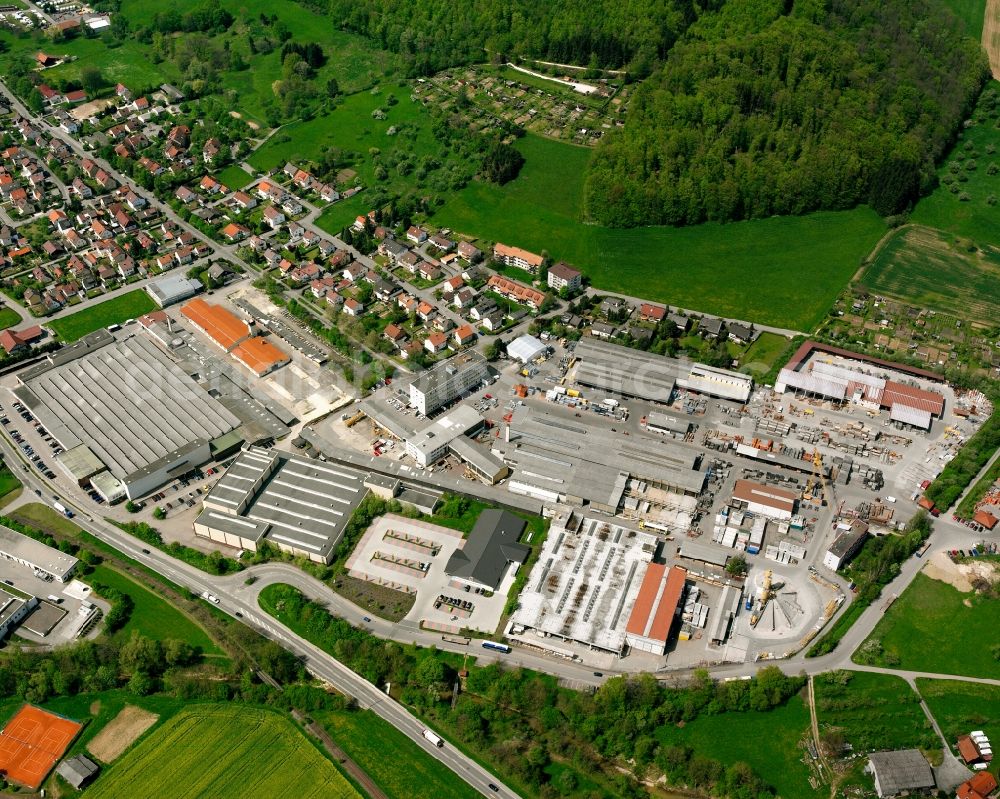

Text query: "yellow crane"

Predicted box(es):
[811, 448, 835, 506]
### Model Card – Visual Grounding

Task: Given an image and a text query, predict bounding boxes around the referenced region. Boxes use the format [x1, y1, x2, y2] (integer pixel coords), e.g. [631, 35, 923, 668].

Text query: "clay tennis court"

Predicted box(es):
[0, 705, 82, 789]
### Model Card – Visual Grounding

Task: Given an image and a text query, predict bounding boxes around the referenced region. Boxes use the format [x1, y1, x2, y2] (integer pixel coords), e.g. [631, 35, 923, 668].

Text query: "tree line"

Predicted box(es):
[264, 582, 806, 798]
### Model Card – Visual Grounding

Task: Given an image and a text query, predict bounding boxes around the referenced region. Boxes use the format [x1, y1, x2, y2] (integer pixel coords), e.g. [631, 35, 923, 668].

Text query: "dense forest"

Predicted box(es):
[584, 0, 989, 225]
[313, 0, 707, 76]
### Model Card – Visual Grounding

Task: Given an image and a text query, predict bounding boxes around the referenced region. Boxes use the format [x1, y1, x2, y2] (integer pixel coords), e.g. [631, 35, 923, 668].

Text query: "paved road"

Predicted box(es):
[0, 436, 516, 799]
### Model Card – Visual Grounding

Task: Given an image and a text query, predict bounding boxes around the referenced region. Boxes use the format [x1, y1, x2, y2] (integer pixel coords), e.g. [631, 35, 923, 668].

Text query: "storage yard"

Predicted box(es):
[328, 334, 987, 667]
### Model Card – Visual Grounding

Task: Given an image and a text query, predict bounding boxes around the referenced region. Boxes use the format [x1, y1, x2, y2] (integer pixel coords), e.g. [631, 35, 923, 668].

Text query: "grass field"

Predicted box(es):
[214, 165, 254, 190]
[316, 708, 478, 799]
[87, 705, 361, 799]
[655, 695, 813, 799]
[856, 572, 1000, 679]
[8, 502, 84, 538]
[942, 0, 989, 37]
[0, 464, 21, 509]
[88, 564, 223, 656]
[435, 135, 885, 331]
[814, 671, 937, 755]
[911, 80, 1000, 243]
[0, 306, 22, 329]
[48, 290, 156, 341]
[918, 679, 1000, 776]
[860, 225, 1000, 322]
[741, 331, 793, 375]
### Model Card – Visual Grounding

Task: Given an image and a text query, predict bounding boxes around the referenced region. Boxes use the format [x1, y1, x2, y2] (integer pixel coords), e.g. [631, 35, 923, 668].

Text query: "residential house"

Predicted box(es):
[486, 274, 546, 310]
[406, 225, 428, 244]
[728, 322, 756, 344]
[424, 331, 448, 354]
[454, 324, 476, 347]
[452, 287, 476, 310]
[418, 263, 441, 282]
[416, 301, 436, 322]
[481, 310, 505, 332]
[383, 324, 406, 345]
[700, 317, 725, 338]
[262, 206, 285, 229]
[430, 234, 454, 252]
[222, 223, 249, 242]
[639, 303, 666, 323]
[202, 138, 221, 163]
[175, 185, 197, 204]
[344, 298, 364, 317]
[442, 275, 464, 295]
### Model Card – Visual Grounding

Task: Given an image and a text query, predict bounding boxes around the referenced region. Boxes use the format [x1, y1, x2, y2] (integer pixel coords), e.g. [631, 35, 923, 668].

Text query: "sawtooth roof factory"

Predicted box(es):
[572, 339, 754, 404]
[510, 511, 689, 656]
[196, 446, 370, 563]
[14, 331, 241, 500]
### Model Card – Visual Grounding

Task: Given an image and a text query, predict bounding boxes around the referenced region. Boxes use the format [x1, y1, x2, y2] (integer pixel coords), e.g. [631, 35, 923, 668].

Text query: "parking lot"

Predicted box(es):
[345, 514, 510, 635]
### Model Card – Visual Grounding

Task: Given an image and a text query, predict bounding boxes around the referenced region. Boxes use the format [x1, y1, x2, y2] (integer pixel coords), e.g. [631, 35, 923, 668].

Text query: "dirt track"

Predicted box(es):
[983, 0, 1000, 80]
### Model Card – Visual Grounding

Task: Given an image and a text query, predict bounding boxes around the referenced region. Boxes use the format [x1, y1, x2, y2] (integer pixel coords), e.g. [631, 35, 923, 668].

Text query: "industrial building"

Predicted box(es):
[0, 526, 78, 582]
[404, 406, 508, 484]
[731, 479, 798, 520]
[573, 339, 753, 404]
[643, 412, 691, 438]
[0, 588, 39, 639]
[15, 333, 240, 499]
[507, 334, 547, 364]
[624, 564, 688, 654]
[408, 353, 488, 415]
[181, 298, 290, 377]
[196, 446, 369, 563]
[776, 342, 946, 429]
[145, 275, 202, 308]
[823, 521, 869, 571]
[510, 513, 661, 655]
[494, 405, 705, 515]
[866, 750, 935, 798]
[444, 509, 529, 591]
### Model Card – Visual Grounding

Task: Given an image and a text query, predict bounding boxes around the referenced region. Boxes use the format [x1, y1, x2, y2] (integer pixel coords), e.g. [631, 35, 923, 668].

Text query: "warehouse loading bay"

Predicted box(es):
[334, 337, 986, 667]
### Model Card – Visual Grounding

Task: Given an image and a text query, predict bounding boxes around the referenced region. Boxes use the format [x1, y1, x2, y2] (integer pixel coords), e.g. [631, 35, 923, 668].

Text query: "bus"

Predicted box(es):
[482, 641, 511, 654]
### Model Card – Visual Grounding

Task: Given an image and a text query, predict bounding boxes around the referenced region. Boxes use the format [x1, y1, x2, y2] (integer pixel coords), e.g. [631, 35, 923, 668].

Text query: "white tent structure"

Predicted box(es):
[507, 334, 546, 363]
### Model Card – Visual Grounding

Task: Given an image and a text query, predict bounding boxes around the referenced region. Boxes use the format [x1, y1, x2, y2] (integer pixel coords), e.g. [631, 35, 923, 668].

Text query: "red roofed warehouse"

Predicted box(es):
[732, 479, 798, 520]
[625, 564, 687, 654]
[180, 297, 252, 352]
[232, 337, 290, 377]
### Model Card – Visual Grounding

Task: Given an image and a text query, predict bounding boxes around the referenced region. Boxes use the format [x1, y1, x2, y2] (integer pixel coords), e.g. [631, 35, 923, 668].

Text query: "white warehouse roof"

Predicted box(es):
[507, 334, 546, 363]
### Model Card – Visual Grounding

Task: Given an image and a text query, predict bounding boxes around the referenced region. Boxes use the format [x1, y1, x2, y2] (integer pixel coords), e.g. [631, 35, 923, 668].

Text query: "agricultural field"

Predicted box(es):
[860, 225, 1000, 323]
[316, 708, 478, 799]
[917, 679, 1000, 776]
[86, 705, 361, 799]
[88, 564, 223, 657]
[855, 572, 1000, 679]
[911, 81, 1000, 243]
[654, 695, 814, 799]
[814, 671, 938, 755]
[435, 135, 886, 331]
[48, 290, 156, 342]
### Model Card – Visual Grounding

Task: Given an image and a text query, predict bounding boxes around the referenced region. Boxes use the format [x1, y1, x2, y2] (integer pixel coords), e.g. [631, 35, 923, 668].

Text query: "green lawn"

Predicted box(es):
[856, 572, 1000, 679]
[315, 708, 478, 799]
[918, 679, 1000, 777]
[88, 564, 223, 656]
[911, 81, 1000, 243]
[0, 307, 21, 329]
[655, 696, 814, 799]
[814, 671, 937, 755]
[8, 502, 84, 538]
[0, 464, 21, 509]
[86, 705, 361, 799]
[214, 165, 255, 190]
[860, 225, 1000, 322]
[435, 135, 885, 331]
[740, 331, 792, 375]
[48, 290, 156, 342]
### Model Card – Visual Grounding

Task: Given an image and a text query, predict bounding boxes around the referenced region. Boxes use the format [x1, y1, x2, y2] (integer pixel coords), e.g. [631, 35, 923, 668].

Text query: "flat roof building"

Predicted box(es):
[404, 406, 508, 484]
[445, 509, 529, 591]
[197, 447, 369, 563]
[510, 513, 659, 654]
[0, 526, 78, 582]
[680, 363, 753, 403]
[15, 335, 240, 499]
[624, 564, 688, 654]
[574, 338, 682, 403]
[56, 444, 105, 485]
[146, 275, 202, 308]
[678, 539, 730, 568]
[408, 353, 488, 416]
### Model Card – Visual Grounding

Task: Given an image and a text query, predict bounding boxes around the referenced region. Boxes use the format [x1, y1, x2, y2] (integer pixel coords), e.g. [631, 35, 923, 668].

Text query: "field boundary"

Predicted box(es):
[985, 0, 1000, 79]
[292, 709, 388, 799]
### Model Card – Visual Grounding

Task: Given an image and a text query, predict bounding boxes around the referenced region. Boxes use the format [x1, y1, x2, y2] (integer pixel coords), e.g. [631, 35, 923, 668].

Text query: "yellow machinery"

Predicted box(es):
[810, 449, 835, 506]
[750, 569, 773, 628]
[343, 410, 366, 427]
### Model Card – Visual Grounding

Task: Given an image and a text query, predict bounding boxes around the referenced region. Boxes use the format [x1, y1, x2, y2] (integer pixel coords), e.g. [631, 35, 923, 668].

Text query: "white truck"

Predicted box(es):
[422, 729, 443, 747]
